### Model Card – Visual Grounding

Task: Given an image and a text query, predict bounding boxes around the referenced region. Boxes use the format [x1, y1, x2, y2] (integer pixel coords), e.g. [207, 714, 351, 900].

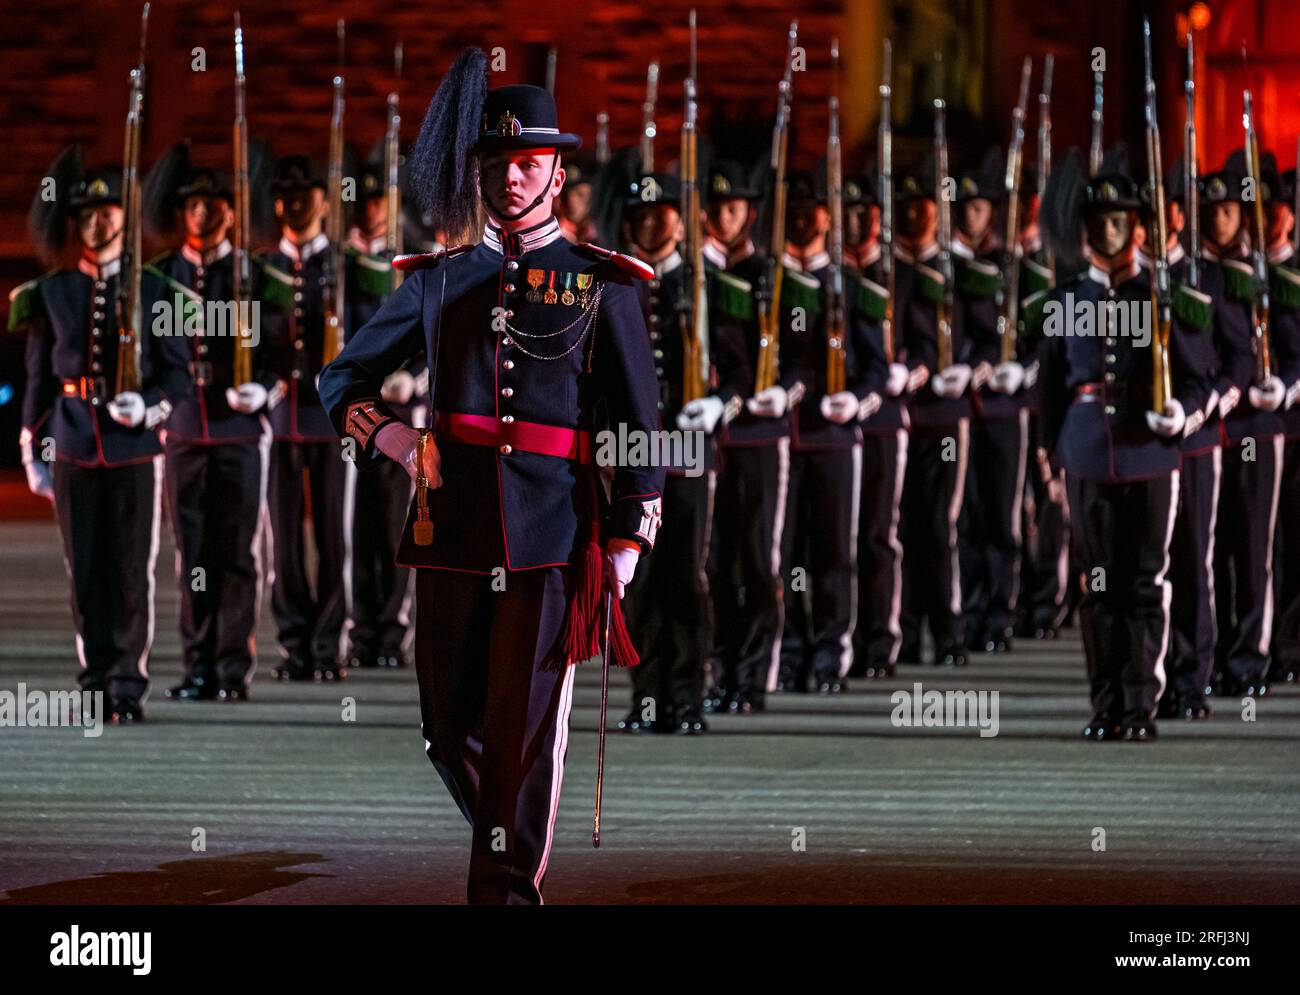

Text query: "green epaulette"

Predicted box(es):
[915, 263, 946, 306]
[7, 275, 44, 333]
[351, 249, 395, 299]
[854, 276, 889, 322]
[146, 249, 173, 267]
[1018, 288, 1051, 340]
[710, 269, 754, 321]
[255, 254, 296, 311]
[955, 256, 1001, 300]
[1172, 282, 1213, 332]
[143, 263, 205, 333]
[1220, 258, 1255, 304]
[779, 267, 823, 316]
[1022, 256, 1053, 296]
[1270, 262, 1300, 312]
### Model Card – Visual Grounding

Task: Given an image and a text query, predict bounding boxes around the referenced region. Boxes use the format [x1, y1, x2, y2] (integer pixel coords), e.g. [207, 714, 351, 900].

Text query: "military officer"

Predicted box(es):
[319, 60, 664, 904]
[556, 150, 600, 244]
[18, 147, 186, 723]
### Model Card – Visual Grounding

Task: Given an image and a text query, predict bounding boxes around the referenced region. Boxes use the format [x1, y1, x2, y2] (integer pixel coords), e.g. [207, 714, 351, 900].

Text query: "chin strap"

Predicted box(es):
[482, 151, 560, 224]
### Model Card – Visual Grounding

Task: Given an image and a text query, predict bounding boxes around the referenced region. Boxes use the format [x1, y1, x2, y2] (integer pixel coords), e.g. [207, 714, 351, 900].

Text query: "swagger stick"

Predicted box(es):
[593, 590, 613, 847]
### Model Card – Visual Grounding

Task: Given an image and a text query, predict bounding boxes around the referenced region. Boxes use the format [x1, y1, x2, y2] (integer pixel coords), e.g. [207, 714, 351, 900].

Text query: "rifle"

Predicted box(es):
[386, 43, 404, 291]
[322, 19, 346, 366]
[753, 20, 799, 394]
[1038, 54, 1054, 281]
[1242, 62, 1273, 384]
[115, 3, 149, 396]
[879, 38, 895, 362]
[640, 62, 659, 175]
[934, 56, 955, 373]
[1184, 31, 1199, 290]
[545, 46, 557, 97]
[1089, 66, 1104, 178]
[679, 9, 709, 404]
[595, 111, 610, 166]
[231, 12, 254, 387]
[998, 57, 1033, 363]
[1143, 17, 1173, 415]
[826, 38, 847, 394]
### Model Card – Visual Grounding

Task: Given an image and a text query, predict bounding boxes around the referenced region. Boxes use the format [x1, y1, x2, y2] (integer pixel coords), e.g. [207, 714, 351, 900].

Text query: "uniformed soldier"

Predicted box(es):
[556, 150, 600, 244]
[776, 169, 878, 693]
[703, 159, 799, 714]
[260, 154, 349, 682]
[617, 172, 747, 734]
[319, 57, 664, 904]
[895, 166, 975, 668]
[343, 161, 424, 670]
[141, 144, 274, 703]
[1199, 157, 1286, 699]
[1037, 151, 1210, 741]
[845, 175, 913, 680]
[18, 146, 186, 723]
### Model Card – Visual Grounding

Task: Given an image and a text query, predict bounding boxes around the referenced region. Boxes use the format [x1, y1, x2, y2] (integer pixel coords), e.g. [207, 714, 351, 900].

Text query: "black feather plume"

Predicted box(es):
[590, 145, 641, 249]
[143, 141, 193, 242]
[1100, 142, 1131, 179]
[248, 137, 278, 247]
[409, 47, 489, 243]
[1042, 146, 1086, 280]
[29, 144, 84, 267]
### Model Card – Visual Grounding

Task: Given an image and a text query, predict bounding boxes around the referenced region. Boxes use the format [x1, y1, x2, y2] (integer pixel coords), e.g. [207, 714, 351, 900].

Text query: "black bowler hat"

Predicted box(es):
[176, 166, 232, 202]
[359, 162, 385, 200]
[955, 148, 1004, 203]
[624, 172, 682, 214]
[564, 150, 598, 188]
[1283, 169, 1297, 205]
[844, 174, 876, 209]
[475, 84, 582, 154]
[1198, 170, 1244, 205]
[786, 168, 827, 207]
[1084, 173, 1142, 212]
[706, 159, 759, 203]
[272, 155, 326, 194]
[68, 168, 123, 210]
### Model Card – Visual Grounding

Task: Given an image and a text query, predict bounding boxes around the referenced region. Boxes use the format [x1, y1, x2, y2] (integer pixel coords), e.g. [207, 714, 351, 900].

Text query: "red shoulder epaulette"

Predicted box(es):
[393, 244, 473, 272]
[575, 242, 655, 281]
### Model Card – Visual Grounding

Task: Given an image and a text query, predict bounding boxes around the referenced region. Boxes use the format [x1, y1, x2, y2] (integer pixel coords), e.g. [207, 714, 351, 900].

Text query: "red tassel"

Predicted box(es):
[541, 539, 603, 671]
[607, 596, 640, 668]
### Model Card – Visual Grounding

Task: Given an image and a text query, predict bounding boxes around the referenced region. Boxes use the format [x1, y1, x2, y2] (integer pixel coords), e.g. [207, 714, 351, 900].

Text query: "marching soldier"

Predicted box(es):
[260, 155, 349, 682]
[343, 162, 424, 670]
[704, 159, 797, 714]
[18, 147, 185, 723]
[776, 169, 878, 693]
[142, 144, 275, 703]
[319, 59, 664, 903]
[1038, 152, 1210, 741]
[556, 150, 600, 244]
[618, 172, 746, 734]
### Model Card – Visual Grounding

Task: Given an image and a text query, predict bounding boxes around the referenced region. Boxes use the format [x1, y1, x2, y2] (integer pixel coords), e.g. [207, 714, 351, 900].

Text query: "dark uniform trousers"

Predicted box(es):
[415, 566, 575, 906]
[1018, 414, 1070, 632]
[900, 421, 969, 655]
[854, 429, 908, 670]
[624, 471, 713, 716]
[1275, 439, 1300, 671]
[1168, 448, 1220, 701]
[347, 457, 415, 659]
[780, 445, 861, 685]
[960, 409, 1028, 644]
[53, 458, 162, 703]
[1215, 436, 1283, 684]
[712, 440, 790, 701]
[166, 437, 267, 689]
[269, 439, 347, 666]
[1068, 471, 1177, 724]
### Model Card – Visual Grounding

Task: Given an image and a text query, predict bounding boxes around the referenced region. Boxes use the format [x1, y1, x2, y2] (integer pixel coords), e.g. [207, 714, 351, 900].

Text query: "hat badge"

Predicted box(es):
[496, 111, 523, 138]
[845, 181, 861, 201]
[88, 178, 109, 198]
[1208, 177, 1227, 201]
[1100, 181, 1118, 203]
[712, 174, 730, 195]
[960, 177, 977, 197]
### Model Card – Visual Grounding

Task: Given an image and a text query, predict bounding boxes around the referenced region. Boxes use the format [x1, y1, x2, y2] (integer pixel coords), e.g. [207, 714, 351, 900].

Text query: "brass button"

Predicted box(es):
[501, 415, 515, 424]
[94, 281, 106, 290]
[1104, 404, 1116, 415]
[1104, 372, 1115, 383]
[499, 444, 512, 455]
[93, 311, 104, 320]
[506, 260, 519, 271]
[92, 344, 101, 354]
[91, 362, 102, 372]
[502, 336, 513, 347]
[504, 283, 517, 294]
[503, 310, 515, 319]
[294, 339, 304, 350]
[503, 360, 515, 370]
[501, 387, 514, 397]
[294, 292, 304, 302]
[94, 296, 105, 305]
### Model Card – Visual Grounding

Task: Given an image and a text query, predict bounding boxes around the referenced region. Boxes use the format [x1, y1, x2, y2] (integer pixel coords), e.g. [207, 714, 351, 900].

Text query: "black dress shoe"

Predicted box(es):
[675, 707, 708, 735]
[272, 657, 311, 682]
[217, 686, 250, 703]
[865, 662, 896, 680]
[1121, 721, 1158, 742]
[1032, 624, 1059, 641]
[1155, 694, 1181, 719]
[983, 635, 1012, 654]
[816, 678, 846, 694]
[729, 691, 764, 715]
[701, 687, 728, 714]
[165, 678, 217, 702]
[378, 651, 409, 669]
[1222, 675, 1268, 698]
[617, 709, 655, 733]
[347, 647, 378, 669]
[110, 699, 145, 724]
[1180, 699, 1211, 721]
[936, 646, 968, 668]
[1082, 716, 1122, 740]
[313, 661, 347, 682]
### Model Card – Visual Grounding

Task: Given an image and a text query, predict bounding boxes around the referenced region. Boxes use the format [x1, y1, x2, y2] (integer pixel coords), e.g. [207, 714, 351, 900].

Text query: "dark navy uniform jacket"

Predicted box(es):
[897, 242, 975, 428]
[258, 233, 338, 443]
[1038, 261, 1211, 483]
[145, 241, 276, 445]
[1204, 252, 1284, 444]
[318, 218, 666, 574]
[20, 257, 186, 467]
[854, 245, 907, 437]
[1267, 248, 1300, 439]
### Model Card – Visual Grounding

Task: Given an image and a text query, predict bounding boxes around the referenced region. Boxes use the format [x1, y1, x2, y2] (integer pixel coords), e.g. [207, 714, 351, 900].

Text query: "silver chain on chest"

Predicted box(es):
[503, 283, 604, 361]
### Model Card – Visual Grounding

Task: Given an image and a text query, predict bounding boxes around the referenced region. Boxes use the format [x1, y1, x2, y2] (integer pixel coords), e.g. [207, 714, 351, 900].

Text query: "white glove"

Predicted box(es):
[971, 361, 994, 391]
[107, 392, 145, 428]
[603, 541, 641, 600]
[858, 392, 883, 421]
[677, 396, 725, 433]
[1249, 375, 1286, 412]
[24, 460, 53, 501]
[380, 370, 417, 405]
[907, 365, 930, 393]
[225, 382, 269, 414]
[1218, 386, 1241, 420]
[930, 364, 972, 399]
[375, 422, 442, 487]
[819, 391, 860, 425]
[746, 385, 789, 419]
[1024, 360, 1039, 390]
[990, 361, 1026, 395]
[885, 363, 910, 397]
[1145, 398, 1186, 438]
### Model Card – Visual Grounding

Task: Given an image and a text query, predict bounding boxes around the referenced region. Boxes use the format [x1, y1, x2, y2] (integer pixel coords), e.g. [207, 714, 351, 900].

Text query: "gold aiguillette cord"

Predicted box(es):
[413, 429, 434, 546]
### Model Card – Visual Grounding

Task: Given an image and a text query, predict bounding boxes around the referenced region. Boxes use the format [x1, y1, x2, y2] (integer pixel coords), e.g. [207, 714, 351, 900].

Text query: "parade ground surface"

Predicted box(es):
[2, 508, 1299, 905]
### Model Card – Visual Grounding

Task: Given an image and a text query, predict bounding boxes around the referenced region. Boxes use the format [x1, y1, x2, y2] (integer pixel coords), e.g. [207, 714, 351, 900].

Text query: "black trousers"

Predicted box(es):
[268, 439, 346, 666]
[53, 458, 161, 703]
[711, 440, 789, 700]
[1067, 471, 1177, 725]
[1168, 448, 1220, 701]
[1273, 439, 1300, 669]
[900, 420, 969, 655]
[415, 566, 575, 905]
[1018, 412, 1070, 632]
[1215, 436, 1282, 684]
[347, 457, 414, 659]
[779, 444, 860, 686]
[623, 471, 713, 716]
[165, 437, 266, 689]
[960, 411, 1027, 643]
[854, 429, 908, 670]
